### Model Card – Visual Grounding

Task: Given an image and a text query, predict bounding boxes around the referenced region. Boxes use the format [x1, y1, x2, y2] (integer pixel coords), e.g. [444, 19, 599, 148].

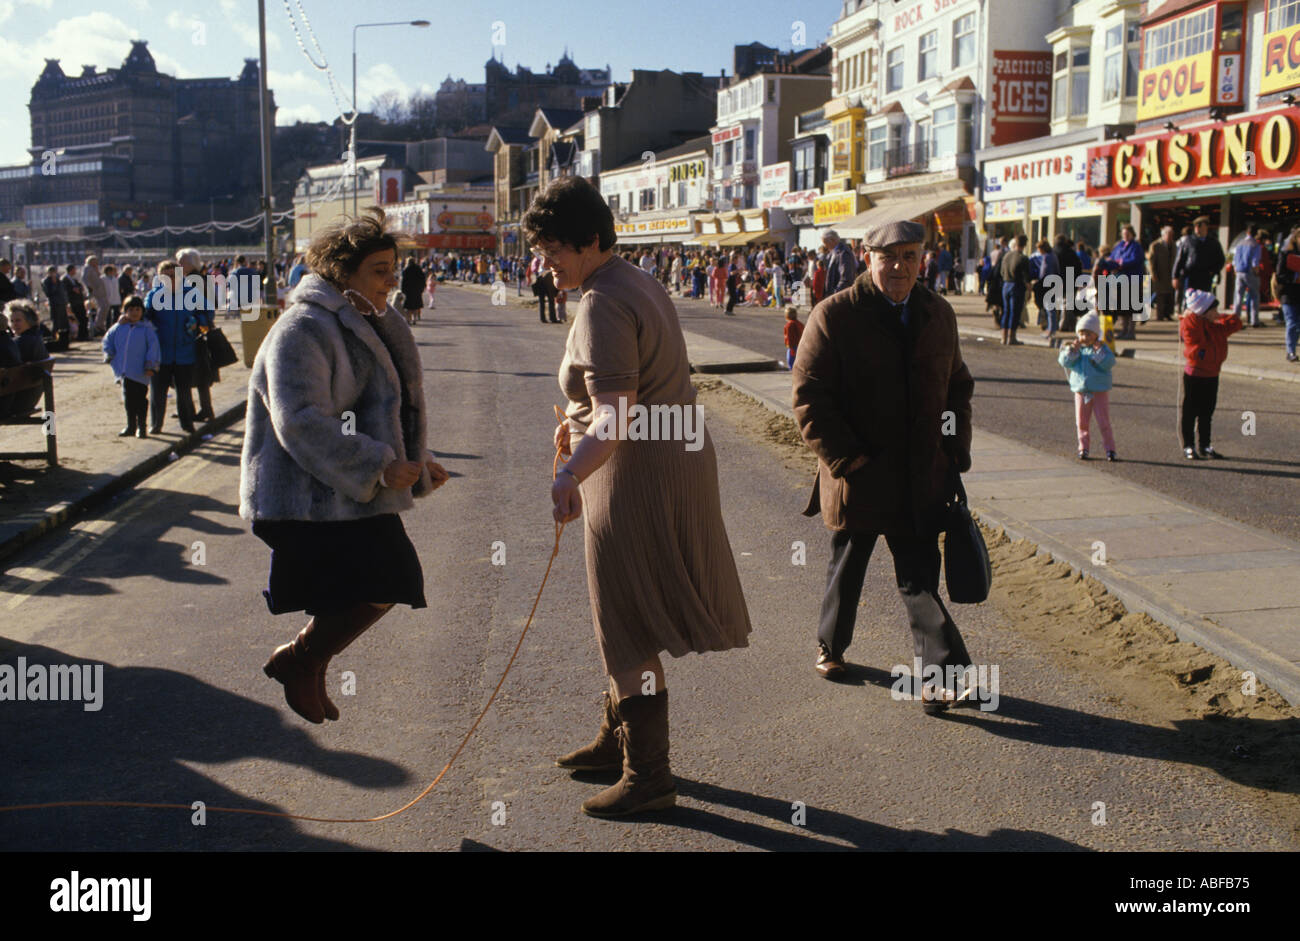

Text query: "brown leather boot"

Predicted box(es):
[581, 691, 676, 817]
[263, 603, 391, 723]
[555, 689, 623, 772]
[308, 603, 392, 721]
[263, 624, 325, 724]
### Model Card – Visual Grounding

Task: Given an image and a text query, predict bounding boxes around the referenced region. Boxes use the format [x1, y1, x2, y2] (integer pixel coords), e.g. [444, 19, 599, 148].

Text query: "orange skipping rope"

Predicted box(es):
[0, 408, 574, 824]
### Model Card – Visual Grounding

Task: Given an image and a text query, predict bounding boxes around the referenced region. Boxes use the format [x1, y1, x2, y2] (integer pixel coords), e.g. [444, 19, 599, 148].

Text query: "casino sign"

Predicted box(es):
[1085, 109, 1300, 199]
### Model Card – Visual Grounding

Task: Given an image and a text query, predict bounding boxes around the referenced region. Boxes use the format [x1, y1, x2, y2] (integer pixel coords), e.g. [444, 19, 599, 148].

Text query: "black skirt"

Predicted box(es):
[252, 514, 427, 617]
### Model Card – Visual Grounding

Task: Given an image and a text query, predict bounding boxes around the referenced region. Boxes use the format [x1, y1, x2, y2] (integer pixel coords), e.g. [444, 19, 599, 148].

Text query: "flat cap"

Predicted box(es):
[865, 220, 925, 250]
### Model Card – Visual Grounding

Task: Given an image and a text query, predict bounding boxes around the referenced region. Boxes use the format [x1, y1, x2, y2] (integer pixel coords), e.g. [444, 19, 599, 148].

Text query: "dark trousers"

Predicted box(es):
[817, 525, 972, 673]
[538, 294, 556, 323]
[1181, 374, 1219, 450]
[122, 377, 148, 430]
[151, 363, 195, 430]
[69, 302, 88, 340]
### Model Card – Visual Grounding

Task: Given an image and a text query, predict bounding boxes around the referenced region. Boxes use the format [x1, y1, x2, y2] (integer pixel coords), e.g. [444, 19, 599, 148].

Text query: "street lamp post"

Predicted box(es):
[352, 19, 431, 217]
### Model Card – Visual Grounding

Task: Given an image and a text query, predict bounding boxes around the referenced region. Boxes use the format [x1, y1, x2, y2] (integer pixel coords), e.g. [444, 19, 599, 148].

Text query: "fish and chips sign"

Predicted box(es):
[1085, 110, 1300, 198]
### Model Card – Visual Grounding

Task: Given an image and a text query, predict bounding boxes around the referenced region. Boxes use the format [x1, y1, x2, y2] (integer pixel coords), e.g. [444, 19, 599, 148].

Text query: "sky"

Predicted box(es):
[0, 0, 840, 166]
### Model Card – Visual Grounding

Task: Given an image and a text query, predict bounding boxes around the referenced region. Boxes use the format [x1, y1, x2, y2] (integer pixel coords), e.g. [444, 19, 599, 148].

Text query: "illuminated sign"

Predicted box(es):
[669, 160, 706, 182]
[1085, 110, 1300, 199]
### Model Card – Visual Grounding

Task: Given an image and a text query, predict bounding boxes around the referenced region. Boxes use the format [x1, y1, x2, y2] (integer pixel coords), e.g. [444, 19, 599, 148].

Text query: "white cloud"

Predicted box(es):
[275, 103, 323, 125]
[358, 63, 412, 108]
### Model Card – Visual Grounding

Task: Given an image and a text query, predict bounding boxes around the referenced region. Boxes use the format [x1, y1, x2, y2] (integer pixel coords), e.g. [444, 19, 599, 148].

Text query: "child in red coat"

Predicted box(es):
[1179, 288, 1242, 460]
[783, 306, 803, 369]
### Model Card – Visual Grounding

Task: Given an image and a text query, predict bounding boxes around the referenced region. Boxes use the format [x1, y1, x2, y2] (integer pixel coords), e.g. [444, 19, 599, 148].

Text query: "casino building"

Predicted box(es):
[1083, 0, 1300, 304]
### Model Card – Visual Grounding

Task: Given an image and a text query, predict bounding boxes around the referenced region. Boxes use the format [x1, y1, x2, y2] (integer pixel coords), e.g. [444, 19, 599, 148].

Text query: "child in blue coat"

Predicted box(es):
[1058, 310, 1117, 460]
[102, 294, 160, 438]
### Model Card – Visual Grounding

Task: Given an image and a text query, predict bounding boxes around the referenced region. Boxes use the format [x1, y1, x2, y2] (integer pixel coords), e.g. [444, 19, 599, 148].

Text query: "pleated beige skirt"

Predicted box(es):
[574, 425, 752, 674]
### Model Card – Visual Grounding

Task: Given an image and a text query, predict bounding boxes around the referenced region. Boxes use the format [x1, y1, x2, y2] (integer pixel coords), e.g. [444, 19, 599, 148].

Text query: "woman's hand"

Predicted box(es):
[424, 456, 450, 490]
[553, 419, 572, 459]
[552, 470, 582, 524]
[382, 459, 422, 489]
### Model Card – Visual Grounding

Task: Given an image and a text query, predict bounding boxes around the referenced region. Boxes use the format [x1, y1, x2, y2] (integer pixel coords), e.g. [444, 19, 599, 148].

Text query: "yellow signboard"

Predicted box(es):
[1261, 24, 1300, 95]
[614, 216, 694, 236]
[813, 192, 862, 226]
[1137, 51, 1214, 121]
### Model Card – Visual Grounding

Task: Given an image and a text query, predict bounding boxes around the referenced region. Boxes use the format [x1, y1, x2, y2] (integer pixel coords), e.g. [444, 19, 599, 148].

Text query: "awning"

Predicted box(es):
[837, 194, 963, 239]
[720, 230, 768, 246]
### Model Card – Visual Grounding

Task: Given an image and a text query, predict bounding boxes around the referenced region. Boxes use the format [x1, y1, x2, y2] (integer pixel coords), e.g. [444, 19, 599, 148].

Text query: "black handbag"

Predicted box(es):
[203, 326, 238, 369]
[943, 469, 992, 604]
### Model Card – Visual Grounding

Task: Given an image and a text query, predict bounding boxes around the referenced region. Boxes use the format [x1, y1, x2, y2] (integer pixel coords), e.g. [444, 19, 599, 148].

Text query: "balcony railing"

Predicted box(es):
[884, 141, 930, 178]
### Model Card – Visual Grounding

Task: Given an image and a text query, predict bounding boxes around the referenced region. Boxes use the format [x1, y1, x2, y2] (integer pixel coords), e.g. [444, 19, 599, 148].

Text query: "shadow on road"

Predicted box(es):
[0, 639, 411, 851]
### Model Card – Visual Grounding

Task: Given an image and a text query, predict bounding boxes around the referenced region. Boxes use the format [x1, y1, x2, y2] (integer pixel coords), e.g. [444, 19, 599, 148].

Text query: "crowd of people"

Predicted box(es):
[978, 220, 1300, 362]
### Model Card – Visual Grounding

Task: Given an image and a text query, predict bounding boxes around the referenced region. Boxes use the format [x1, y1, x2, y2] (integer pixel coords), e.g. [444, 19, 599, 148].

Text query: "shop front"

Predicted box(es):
[1085, 106, 1300, 305]
[979, 141, 1106, 253]
[614, 213, 696, 248]
[811, 191, 869, 249]
[691, 208, 776, 253]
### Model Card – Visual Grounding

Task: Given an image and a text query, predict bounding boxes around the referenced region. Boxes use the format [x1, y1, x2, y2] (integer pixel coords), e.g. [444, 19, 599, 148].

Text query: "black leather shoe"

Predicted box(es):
[118, 427, 135, 437]
[815, 651, 847, 679]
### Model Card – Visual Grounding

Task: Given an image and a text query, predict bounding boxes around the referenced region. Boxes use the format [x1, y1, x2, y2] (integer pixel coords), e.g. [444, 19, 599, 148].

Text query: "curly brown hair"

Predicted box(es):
[305, 208, 403, 289]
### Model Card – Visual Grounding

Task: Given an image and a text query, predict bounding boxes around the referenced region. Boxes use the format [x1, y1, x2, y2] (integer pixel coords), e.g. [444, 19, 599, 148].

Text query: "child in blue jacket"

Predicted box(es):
[1058, 310, 1117, 460]
[102, 294, 160, 438]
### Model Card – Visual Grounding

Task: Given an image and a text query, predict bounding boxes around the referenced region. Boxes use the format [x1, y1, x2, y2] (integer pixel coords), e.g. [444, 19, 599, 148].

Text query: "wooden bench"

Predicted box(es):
[0, 358, 57, 466]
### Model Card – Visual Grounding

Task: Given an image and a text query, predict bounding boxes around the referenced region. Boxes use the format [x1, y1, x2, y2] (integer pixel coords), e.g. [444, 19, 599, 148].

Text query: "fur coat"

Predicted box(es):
[239, 273, 433, 522]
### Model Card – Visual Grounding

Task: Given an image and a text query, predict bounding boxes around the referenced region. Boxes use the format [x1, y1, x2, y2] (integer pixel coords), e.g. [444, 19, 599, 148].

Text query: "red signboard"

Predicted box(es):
[1085, 109, 1300, 199]
[990, 51, 1053, 146]
[712, 125, 742, 145]
[415, 233, 497, 251]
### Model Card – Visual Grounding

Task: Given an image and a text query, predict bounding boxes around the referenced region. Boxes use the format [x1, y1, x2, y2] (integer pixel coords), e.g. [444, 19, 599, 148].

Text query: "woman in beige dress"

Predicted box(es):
[524, 176, 752, 818]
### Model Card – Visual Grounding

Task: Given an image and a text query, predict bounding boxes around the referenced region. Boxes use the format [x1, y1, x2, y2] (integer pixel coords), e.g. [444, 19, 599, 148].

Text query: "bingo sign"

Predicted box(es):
[759, 162, 790, 209]
[990, 51, 1052, 146]
[1260, 23, 1300, 94]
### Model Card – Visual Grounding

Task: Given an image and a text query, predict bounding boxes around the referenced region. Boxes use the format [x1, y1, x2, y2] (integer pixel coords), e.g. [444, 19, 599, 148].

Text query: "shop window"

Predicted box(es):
[1268, 0, 1300, 31]
[639, 187, 655, 211]
[1143, 8, 1214, 69]
[887, 46, 904, 92]
[744, 129, 756, 164]
[918, 30, 938, 81]
[953, 14, 975, 68]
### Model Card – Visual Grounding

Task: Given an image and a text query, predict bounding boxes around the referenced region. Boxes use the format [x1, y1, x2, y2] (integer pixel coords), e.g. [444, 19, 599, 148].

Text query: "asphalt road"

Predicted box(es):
[0, 282, 1295, 852]
[665, 288, 1300, 543]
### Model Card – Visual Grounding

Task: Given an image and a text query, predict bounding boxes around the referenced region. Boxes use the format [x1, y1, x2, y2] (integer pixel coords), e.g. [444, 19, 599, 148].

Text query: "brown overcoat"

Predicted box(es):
[791, 271, 974, 532]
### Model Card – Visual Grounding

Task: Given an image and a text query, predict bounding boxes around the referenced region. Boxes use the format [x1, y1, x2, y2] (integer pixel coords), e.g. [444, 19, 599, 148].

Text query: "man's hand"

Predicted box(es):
[846, 454, 869, 474]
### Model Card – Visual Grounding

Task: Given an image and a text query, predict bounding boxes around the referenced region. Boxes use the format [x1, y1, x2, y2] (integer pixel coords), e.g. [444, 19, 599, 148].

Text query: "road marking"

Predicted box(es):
[2, 452, 213, 610]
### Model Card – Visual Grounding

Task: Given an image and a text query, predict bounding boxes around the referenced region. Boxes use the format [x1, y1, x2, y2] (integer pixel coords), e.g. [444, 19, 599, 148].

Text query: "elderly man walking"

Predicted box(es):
[1149, 226, 1178, 321]
[792, 220, 977, 714]
[821, 229, 857, 297]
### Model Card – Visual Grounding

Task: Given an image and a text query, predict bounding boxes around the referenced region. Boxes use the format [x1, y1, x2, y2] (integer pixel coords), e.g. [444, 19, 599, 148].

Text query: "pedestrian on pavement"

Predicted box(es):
[62, 263, 89, 342]
[11, 264, 30, 300]
[1035, 239, 1062, 338]
[709, 254, 727, 308]
[177, 248, 218, 423]
[1109, 224, 1146, 339]
[535, 268, 559, 323]
[936, 242, 953, 294]
[821, 229, 856, 297]
[102, 263, 122, 323]
[1179, 288, 1242, 460]
[986, 236, 1007, 323]
[400, 255, 426, 326]
[1148, 226, 1178, 321]
[241, 207, 449, 725]
[783, 304, 803, 369]
[0, 258, 15, 306]
[101, 294, 159, 438]
[792, 220, 977, 714]
[1258, 230, 1279, 319]
[529, 175, 752, 817]
[143, 259, 206, 434]
[1058, 311, 1117, 461]
[83, 255, 111, 337]
[40, 267, 70, 350]
[1275, 227, 1300, 362]
[1173, 216, 1226, 294]
[999, 234, 1030, 345]
[1231, 225, 1262, 327]
[1173, 224, 1193, 314]
[725, 256, 741, 315]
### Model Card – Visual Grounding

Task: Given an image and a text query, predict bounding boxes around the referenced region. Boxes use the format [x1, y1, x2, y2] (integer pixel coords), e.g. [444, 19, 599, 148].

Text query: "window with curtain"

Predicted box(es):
[933, 105, 956, 158]
[868, 125, 887, 170]
[919, 30, 938, 80]
[1071, 48, 1089, 116]
[887, 46, 903, 91]
[953, 14, 975, 68]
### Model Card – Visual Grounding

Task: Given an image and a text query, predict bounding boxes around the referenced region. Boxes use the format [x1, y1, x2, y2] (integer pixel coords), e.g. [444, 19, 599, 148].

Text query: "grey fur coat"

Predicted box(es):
[238, 273, 434, 522]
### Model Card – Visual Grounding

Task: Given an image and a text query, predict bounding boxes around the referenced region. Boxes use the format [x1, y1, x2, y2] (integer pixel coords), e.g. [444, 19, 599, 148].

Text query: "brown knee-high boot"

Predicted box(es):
[581, 690, 676, 817]
[263, 602, 392, 723]
[555, 685, 623, 772]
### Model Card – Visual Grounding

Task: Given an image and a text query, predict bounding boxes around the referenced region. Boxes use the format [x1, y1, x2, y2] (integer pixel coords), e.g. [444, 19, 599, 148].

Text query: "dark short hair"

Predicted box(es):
[122, 294, 144, 310]
[521, 176, 616, 252]
[305, 208, 402, 289]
